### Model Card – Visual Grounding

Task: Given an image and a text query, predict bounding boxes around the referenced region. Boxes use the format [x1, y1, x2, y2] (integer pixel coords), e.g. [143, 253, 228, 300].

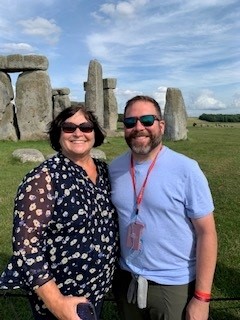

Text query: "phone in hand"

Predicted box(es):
[77, 302, 97, 320]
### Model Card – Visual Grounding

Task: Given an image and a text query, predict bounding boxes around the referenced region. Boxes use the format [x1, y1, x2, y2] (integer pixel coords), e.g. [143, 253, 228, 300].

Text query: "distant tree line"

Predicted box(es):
[199, 114, 240, 122]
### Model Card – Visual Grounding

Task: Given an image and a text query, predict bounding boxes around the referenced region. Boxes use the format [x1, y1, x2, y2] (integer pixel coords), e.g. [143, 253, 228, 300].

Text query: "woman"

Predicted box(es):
[0, 105, 119, 320]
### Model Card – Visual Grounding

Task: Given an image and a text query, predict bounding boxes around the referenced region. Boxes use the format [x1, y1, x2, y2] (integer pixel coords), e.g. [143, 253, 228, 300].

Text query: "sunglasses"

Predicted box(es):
[123, 115, 160, 129]
[61, 122, 94, 133]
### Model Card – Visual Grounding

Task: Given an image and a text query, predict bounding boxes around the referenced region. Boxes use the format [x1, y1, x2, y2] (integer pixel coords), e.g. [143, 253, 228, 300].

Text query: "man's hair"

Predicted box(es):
[47, 104, 106, 151]
[124, 95, 162, 119]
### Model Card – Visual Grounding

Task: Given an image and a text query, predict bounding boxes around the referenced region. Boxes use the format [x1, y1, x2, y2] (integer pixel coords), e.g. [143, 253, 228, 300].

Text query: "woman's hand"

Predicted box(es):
[35, 279, 88, 320]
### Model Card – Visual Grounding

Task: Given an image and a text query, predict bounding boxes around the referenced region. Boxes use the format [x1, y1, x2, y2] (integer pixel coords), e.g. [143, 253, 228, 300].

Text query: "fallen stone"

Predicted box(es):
[90, 149, 106, 160]
[12, 148, 45, 163]
[46, 149, 107, 160]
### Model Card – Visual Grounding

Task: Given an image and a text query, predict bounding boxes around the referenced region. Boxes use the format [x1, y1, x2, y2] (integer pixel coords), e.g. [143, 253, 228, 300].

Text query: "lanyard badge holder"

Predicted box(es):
[127, 151, 160, 251]
[126, 220, 145, 250]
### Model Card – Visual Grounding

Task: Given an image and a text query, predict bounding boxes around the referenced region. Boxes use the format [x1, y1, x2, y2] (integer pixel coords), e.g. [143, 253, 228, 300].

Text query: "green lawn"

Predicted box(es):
[0, 122, 240, 319]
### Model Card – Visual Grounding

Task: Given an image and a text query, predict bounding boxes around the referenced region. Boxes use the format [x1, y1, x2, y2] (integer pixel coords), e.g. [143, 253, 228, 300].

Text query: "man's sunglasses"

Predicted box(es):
[123, 115, 160, 129]
[61, 122, 94, 133]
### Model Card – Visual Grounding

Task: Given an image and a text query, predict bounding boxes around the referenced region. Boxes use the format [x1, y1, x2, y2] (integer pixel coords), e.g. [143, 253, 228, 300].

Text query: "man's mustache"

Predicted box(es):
[130, 132, 150, 138]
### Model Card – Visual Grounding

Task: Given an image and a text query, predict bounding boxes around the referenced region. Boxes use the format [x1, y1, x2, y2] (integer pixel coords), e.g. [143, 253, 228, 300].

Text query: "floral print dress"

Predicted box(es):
[0, 153, 119, 318]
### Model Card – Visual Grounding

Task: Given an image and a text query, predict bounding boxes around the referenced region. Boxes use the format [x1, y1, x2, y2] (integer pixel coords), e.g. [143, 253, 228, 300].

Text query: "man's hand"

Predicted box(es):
[185, 296, 210, 320]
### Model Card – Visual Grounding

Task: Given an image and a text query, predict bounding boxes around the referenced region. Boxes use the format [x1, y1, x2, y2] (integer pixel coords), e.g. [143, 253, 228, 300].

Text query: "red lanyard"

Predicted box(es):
[130, 150, 160, 215]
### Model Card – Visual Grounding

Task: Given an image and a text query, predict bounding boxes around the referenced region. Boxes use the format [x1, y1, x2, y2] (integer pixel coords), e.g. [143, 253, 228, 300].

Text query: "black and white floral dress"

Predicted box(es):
[0, 153, 119, 318]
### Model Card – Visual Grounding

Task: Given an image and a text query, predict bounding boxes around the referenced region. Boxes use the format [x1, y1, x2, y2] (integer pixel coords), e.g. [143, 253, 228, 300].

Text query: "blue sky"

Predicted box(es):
[0, 0, 239, 116]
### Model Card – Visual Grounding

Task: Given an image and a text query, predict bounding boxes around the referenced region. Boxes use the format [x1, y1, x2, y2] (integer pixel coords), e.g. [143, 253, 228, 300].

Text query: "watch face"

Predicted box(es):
[77, 302, 97, 320]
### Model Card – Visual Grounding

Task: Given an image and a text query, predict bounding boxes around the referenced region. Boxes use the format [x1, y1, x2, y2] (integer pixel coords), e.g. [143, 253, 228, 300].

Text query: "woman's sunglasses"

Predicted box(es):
[123, 115, 160, 129]
[61, 122, 94, 133]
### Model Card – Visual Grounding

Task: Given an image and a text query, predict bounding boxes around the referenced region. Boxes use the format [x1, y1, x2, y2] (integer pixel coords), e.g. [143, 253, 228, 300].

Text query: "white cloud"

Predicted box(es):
[18, 17, 61, 45]
[99, 2, 135, 17]
[116, 88, 143, 98]
[87, 0, 239, 94]
[115, 86, 167, 114]
[98, 0, 150, 19]
[100, 3, 115, 15]
[183, 0, 236, 9]
[86, 33, 110, 58]
[190, 90, 226, 111]
[115, 2, 135, 15]
[231, 93, 240, 109]
[0, 43, 35, 54]
[153, 87, 167, 110]
[115, 88, 143, 112]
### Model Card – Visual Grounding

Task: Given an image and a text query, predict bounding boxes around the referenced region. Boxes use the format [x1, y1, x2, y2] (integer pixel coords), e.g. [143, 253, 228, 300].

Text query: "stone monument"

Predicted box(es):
[84, 59, 104, 126]
[164, 87, 188, 141]
[84, 59, 118, 131]
[0, 54, 71, 141]
[0, 55, 120, 141]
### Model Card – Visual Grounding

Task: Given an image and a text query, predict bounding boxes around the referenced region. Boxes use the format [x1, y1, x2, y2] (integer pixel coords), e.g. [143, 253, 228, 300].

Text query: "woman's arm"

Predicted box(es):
[12, 168, 55, 289]
[36, 279, 88, 320]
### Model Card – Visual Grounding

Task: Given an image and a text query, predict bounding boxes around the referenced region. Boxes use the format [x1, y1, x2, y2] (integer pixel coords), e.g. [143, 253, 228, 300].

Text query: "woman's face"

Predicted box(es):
[59, 111, 95, 162]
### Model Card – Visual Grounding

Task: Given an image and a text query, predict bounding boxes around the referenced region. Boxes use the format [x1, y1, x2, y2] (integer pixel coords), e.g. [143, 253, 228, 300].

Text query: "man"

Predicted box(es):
[109, 95, 217, 320]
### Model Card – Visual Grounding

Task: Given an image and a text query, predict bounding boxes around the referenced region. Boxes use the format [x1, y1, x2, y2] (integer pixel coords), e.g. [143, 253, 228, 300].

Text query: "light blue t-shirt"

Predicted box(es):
[109, 146, 214, 285]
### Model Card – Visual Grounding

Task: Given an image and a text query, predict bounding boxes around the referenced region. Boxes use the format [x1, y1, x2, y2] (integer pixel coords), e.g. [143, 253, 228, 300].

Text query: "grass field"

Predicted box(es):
[0, 119, 240, 319]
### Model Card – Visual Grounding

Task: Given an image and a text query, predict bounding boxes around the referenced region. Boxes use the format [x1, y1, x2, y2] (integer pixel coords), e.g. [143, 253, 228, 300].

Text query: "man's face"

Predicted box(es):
[124, 100, 165, 155]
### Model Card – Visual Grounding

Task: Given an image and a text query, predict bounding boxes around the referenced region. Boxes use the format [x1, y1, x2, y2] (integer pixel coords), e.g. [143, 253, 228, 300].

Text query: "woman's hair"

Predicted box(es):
[124, 95, 162, 119]
[47, 104, 106, 151]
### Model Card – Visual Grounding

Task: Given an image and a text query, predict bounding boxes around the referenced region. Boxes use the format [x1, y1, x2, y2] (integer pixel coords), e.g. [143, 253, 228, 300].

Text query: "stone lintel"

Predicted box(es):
[84, 79, 117, 90]
[0, 54, 49, 72]
[52, 88, 70, 96]
[103, 78, 117, 89]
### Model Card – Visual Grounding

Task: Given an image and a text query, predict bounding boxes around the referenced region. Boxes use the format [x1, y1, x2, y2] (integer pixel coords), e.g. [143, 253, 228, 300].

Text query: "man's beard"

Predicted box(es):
[125, 131, 162, 155]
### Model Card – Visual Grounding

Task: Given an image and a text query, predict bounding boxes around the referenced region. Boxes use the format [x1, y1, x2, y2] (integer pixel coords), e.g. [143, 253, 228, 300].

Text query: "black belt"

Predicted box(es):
[119, 269, 159, 286]
[147, 279, 159, 286]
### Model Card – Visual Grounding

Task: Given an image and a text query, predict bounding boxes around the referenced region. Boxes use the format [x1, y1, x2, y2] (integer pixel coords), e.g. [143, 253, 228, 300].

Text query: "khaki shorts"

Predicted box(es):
[112, 268, 195, 320]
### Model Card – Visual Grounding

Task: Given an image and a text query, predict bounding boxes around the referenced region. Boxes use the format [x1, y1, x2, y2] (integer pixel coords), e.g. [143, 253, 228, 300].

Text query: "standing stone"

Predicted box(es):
[0, 72, 17, 140]
[52, 88, 71, 118]
[0, 71, 13, 118]
[84, 60, 104, 126]
[103, 78, 118, 130]
[164, 88, 188, 141]
[0, 102, 17, 141]
[0, 71, 14, 116]
[15, 70, 52, 140]
[0, 71, 14, 101]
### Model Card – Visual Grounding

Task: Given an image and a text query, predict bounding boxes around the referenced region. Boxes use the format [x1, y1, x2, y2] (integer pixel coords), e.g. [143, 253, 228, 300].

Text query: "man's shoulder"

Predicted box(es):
[162, 147, 199, 173]
[164, 146, 197, 163]
[109, 151, 130, 168]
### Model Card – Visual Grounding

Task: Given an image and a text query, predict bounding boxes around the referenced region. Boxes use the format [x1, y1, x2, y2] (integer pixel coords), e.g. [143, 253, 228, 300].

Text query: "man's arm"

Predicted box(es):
[186, 213, 218, 320]
[192, 212, 218, 292]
